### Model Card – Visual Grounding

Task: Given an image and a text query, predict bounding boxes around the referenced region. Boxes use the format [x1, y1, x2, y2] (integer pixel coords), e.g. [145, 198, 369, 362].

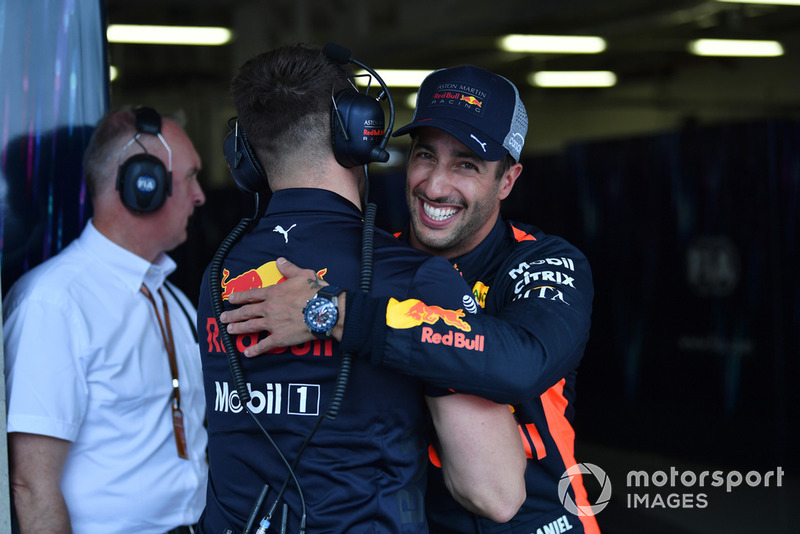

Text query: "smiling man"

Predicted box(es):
[222, 65, 600, 533]
[404, 127, 519, 258]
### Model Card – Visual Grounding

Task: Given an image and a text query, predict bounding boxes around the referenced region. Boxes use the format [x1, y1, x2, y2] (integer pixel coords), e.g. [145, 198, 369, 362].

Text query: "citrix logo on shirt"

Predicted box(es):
[507, 257, 576, 305]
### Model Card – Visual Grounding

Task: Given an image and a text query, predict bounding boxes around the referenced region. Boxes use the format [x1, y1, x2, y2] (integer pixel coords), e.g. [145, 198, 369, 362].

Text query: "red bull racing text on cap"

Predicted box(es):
[393, 65, 528, 162]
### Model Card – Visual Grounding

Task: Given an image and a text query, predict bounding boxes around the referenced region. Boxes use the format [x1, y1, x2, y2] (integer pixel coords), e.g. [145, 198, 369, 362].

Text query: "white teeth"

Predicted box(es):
[423, 203, 458, 221]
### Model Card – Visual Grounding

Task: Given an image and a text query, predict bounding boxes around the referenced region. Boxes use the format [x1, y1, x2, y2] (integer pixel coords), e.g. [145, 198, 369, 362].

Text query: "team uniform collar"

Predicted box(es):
[446, 215, 510, 283]
[265, 188, 363, 218]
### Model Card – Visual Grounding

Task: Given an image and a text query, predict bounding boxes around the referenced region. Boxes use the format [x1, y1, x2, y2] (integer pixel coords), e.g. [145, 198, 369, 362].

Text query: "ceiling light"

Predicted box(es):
[715, 0, 800, 5]
[109, 65, 118, 82]
[107, 24, 233, 46]
[529, 71, 617, 88]
[499, 34, 606, 54]
[687, 38, 784, 57]
[354, 69, 433, 87]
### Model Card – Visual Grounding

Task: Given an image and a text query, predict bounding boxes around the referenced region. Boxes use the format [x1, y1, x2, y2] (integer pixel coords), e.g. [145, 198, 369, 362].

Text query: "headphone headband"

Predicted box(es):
[116, 106, 173, 213]
[134, 106, 162, 135]
[222, 44, 396, 192]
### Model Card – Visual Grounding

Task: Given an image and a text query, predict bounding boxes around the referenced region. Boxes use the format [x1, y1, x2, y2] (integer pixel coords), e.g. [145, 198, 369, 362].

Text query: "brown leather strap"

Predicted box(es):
[141, 284, 189, 459]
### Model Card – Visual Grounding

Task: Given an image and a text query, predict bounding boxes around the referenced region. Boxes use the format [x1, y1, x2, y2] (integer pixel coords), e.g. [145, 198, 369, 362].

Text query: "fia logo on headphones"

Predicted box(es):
[136, 175, 158, 193]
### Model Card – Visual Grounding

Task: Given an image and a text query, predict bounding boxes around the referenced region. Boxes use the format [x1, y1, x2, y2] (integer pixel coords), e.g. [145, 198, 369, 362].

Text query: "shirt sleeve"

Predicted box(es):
[4, 295, 88, 441]
[340, 240, 594, 405]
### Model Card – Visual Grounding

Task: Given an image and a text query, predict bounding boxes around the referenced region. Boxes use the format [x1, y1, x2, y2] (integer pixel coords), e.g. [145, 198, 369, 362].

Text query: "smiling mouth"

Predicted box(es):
[422, 201, 459, 222]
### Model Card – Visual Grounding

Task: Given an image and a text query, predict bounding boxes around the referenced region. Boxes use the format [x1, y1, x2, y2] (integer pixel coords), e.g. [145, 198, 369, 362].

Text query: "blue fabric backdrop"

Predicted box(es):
[0, 0, 108, 296]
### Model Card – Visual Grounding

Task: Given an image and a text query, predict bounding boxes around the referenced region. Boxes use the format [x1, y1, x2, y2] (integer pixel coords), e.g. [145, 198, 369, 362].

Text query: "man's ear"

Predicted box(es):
[498, 163, 523, 201]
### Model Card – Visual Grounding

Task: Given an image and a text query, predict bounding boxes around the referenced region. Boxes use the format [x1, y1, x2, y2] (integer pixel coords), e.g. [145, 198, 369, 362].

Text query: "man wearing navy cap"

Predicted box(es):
[223, 65, 600, 534]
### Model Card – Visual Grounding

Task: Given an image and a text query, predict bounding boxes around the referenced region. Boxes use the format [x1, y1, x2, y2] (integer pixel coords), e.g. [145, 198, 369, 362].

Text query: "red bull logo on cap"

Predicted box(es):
[460, 95, 482, 107]
[220, 261, 327, 301]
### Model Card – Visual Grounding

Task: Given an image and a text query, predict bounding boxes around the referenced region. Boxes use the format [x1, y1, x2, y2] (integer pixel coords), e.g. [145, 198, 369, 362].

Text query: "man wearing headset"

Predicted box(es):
[196, 44, 525, 534]
[3, 107, 208, 533]
[222, 65, 601, 534]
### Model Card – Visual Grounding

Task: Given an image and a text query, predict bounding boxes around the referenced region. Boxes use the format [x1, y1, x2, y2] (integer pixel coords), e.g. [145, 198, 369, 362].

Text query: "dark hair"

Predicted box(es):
[230, 44, 352, 175]
[495, 154, 515, 181]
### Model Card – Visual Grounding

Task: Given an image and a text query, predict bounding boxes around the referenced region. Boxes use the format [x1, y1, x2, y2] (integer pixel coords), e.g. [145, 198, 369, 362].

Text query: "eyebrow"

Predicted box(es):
[413, 140, 486, 166]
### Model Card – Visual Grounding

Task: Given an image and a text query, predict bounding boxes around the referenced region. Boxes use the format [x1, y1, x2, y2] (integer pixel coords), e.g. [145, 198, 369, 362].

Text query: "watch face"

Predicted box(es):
[304, 297, 338, 333]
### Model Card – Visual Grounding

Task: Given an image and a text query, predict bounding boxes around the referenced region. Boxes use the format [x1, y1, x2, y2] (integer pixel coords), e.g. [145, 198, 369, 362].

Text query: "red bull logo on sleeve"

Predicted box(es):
[420, 326, 484, 351]
[385, 298, 484, 352]
[386, 298, 472, 331]
[220, 261, 327, 300]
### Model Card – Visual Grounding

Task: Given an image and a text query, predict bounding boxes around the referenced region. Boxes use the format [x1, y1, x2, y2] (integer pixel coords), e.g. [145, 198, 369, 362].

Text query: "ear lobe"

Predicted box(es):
[498, 163, 523, 201]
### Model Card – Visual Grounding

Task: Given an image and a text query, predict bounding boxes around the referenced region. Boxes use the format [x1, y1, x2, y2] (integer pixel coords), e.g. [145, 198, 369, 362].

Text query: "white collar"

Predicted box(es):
[82, 219, 177, 295]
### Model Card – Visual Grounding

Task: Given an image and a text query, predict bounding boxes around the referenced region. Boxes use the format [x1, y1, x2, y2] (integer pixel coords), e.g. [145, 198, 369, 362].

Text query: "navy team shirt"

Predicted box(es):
[196, 189, 483, 534]
[343, 217, 600, 534]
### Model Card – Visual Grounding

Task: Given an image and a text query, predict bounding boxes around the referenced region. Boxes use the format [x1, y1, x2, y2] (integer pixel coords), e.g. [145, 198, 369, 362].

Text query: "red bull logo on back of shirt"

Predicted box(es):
[205, 316, 334, 357]
[220, 261, 327, 300]
[213, 261, 332, 356]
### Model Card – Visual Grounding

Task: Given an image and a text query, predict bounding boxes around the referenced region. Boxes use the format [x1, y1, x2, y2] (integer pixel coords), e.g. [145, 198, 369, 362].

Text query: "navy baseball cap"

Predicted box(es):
[393, 65, 528, 162]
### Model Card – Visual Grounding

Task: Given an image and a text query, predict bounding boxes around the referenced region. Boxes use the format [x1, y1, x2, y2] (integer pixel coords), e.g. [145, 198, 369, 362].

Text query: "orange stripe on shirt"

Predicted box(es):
[511, 224, 537, 242]
[541, 379, 601, 534]
[519, 422, 547, 460]
[428, 444, 442, 468]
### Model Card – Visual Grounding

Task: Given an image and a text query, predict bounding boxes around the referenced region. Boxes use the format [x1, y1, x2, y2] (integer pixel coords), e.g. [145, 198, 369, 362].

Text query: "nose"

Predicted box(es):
[423, 164, 455, 199]
[192, 180, 206, 207]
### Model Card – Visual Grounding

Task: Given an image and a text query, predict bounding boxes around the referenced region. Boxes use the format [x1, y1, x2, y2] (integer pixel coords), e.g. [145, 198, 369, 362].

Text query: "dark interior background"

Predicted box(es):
[2, 1, 798, 532]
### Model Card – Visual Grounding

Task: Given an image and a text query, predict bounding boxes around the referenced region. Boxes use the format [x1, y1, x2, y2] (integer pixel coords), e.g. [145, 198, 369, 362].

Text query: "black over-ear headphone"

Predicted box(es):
[222, 116, 267, 194]
[326, 42, 394, 168]
[116, 106, 173, 213]
[222, 43, 395, 192]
